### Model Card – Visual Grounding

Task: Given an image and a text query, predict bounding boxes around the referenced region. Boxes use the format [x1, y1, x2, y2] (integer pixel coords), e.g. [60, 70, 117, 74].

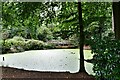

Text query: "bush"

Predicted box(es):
[0, 40, 4, 54]
[1, 36, 25, 53]
[4, 38, 25, 53]
[90, 37, 120, 80]
[25, 39, 44, 50]
[37, 26, 53, 41]
[13, 36, 25, 41]
[69, 34, 79, 47]
[1, 36, 56, 54]
[0, 40, 4, 46]
[43, 43, 56, 49]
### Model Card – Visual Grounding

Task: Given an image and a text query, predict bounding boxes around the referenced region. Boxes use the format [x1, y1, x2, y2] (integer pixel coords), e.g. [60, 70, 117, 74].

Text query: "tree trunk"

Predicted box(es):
[78, 2, 86, 72]
[112, 2, 120, 40]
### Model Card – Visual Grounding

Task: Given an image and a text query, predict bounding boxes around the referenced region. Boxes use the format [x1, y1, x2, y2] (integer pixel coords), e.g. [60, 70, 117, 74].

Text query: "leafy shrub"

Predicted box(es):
[1, 36, 25, 53]
[25, 39, 44, 50]
[4, 38, 25, 53]
[69, 34, 79, 46]
[0, 40, 4, 46]
[0, 40, 4, 54]
[2, 29, 10, 39]
[90, 37, 120, 80]
[1, 36, 56, 54]
[37, 26, 53, 42]
[13, 36, 25, 41]
[43, 43, 56, 49]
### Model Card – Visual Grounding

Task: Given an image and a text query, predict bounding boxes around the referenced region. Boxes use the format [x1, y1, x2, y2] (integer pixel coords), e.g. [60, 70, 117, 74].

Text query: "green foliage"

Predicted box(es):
[2, 29, 10, 39]
[0, 40, 4, 54]
[82, 2, 112, 43]
[2, 2, 112, 42]
[57, 2, 78, 39]
[69, 34, 79, 46]
[1, 36, 56, 54]
[3, 37, 25, 53]
[44, 43, 56, 49]
[13, 36, 25, 41]
[90, 37, 120, 80]
[2, 2, 60, 40]
[0, 40, 4, 46]
[57, 2, 112, 42]
[37, 25, 53, 41]
[25, 39, 44, 50]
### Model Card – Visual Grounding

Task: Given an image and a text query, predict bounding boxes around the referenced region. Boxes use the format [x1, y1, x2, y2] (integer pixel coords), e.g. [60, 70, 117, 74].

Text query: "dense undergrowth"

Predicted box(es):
[90, 36, 120, 80]
[0, 36, 55, 54]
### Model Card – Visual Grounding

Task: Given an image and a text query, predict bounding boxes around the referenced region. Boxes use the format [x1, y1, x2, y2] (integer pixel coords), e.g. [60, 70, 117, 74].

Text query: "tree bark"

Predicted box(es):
[78, 2, 86, 72]
[112, 2, 120, 40]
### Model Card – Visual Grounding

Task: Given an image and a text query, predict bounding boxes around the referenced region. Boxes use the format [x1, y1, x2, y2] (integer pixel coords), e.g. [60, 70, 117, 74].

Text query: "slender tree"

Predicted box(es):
[112, 2, 120, 40]
[78, 2, 86, 72]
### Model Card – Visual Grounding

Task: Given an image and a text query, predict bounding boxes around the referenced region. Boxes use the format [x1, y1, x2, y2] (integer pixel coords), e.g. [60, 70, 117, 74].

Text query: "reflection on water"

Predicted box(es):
[0, 49, 95, 75]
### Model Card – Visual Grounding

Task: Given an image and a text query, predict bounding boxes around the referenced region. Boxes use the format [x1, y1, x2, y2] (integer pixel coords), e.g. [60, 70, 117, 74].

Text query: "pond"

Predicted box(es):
[0, 49, 95, 75]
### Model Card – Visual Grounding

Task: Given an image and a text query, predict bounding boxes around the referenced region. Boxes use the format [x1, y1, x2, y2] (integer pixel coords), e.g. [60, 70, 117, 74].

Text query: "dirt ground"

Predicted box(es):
[0, 67, 95, 80]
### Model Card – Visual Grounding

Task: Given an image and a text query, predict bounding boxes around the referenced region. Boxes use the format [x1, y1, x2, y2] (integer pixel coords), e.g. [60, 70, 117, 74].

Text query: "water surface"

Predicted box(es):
[0, 49, 95, 75]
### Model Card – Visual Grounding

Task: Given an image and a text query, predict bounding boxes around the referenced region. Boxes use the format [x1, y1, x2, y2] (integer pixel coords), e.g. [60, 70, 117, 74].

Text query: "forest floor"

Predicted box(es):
[1, 67, 95, 80]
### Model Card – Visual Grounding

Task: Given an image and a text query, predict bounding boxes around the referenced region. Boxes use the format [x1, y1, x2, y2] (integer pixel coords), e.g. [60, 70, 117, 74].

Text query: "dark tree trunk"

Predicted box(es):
[78, 2, 86, 72]
[112, 2, 120, 40]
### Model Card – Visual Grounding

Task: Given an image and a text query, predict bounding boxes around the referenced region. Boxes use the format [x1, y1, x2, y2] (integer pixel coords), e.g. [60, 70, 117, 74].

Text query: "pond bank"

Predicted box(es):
[1, 67, 95, 80]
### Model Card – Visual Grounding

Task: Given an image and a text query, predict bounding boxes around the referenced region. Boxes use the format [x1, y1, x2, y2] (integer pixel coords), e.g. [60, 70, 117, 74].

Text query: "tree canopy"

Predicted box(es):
[2, 2, 120, 80]
[2, 2, 112, 41]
